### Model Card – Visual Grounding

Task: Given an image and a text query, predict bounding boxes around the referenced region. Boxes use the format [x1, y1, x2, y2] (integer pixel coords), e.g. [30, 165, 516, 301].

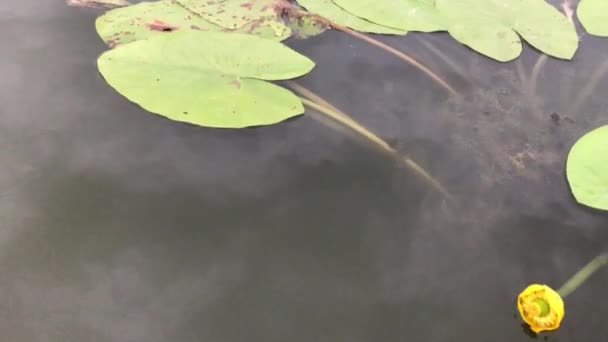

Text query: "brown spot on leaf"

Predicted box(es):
[247, 20, 261, 33]
[105, 39, 119, 48]
[229, 80, 241, 89]
[146, 19, 180, 32]
[190, 25, 201, 30]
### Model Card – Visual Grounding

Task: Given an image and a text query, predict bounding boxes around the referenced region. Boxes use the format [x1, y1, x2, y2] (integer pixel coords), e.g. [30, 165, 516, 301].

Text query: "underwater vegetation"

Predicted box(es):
[67, 0, 608, 335]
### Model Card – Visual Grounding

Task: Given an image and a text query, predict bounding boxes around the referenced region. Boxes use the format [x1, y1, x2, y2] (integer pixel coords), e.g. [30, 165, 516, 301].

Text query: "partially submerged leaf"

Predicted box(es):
[67, 0, 130, 9]
[296, 0, 406, 34]
[285, 14, 329, 39]
[577, 0, 608, 37]
[566, 125, 608, 211]
[96, 0, 214, 47]
[331, 0, 446, 32]
[97, 31, 315, 128]
[436, 0, 578, 62]
[96, 0, 289, 47]
[176, 0, 291, 39]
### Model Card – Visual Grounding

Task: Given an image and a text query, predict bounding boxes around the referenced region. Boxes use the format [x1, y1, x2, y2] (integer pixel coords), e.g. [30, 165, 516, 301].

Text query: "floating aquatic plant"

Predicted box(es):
[73, 0, 602, 199]
[295, 0, 405, 34]
[287, 1, 460, 95]
[297, 0, 579, 62]
[97, 30, 314, 128]
[87, 0, 454, 197]
[577, 0, 608, 37]
[517, 284, 564, 333]
[95, 0, 291, 47]
[70, 1, 608, 333]
[566, 125, 608, 211]
[288, 8, 459, 96]
[435, 0, 578, 62]
[176, 0, 292, 37]
[517, 253, 608, 333]
[330, 0, 446, 32]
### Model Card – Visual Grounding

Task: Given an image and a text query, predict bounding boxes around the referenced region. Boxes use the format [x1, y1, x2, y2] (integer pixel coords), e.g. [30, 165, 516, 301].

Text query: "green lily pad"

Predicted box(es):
[296, 0, 406, 34]
[331, 0, 446, 32]
[176, 0, 291, 38]
[566, 125, 608, 211]
[95, 0, 289, 47]
[97, 30, 315, 128]
[577, 0, 608, 37]
[436, 0, 578, 62]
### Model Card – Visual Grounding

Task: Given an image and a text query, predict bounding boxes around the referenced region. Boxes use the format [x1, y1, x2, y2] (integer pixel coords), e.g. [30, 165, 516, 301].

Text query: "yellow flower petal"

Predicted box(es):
[517, 284, 565, 333]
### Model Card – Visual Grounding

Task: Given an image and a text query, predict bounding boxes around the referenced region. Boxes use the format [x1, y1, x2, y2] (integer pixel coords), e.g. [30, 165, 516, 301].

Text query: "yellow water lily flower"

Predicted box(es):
[517, 284, 565, 333]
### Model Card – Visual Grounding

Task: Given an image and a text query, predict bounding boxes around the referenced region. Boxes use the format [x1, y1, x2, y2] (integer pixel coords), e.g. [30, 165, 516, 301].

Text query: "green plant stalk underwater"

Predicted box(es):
[287, 82, 452, 199]
[557, 253, 607, 298]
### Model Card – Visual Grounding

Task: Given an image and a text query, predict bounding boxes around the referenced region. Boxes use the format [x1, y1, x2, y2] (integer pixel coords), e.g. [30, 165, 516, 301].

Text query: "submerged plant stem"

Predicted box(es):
[528, 55, 547, 97]
[515, 59, 528, 91]
[286, 81, 347, 119]
[337, 28, 459, 97]
[526, 54, 548, 115]
[557, 253, 608, 298]
[568, 60, 608, 116]
[416, 37, 468, 81]
[291, 86, 451, 199]
[288, 9, 459, 97]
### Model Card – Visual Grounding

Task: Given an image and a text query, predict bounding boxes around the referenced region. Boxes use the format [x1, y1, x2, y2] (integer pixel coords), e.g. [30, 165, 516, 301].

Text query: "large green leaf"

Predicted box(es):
[577, 0, 608, 37]
[296, 0, 406, 34]
[436, 0, 578, 62]
[97, 31, 315, 128]
[566, 125, 608, 211]
[176, 0, 291, 38]
[95, 0, 289, 47]
[331, 0, 446, 32]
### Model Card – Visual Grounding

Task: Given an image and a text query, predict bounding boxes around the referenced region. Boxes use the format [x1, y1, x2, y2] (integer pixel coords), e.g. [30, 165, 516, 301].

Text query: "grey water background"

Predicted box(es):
[1, 0, 607, 341]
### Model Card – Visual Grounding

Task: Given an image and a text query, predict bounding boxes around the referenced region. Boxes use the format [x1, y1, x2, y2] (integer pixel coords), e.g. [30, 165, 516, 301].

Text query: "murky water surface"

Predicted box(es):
[1, 0, 607, 341]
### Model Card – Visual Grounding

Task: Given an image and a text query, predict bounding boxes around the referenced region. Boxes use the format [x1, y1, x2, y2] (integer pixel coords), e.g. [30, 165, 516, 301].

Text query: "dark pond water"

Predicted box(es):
[1, 0, 607, 341]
